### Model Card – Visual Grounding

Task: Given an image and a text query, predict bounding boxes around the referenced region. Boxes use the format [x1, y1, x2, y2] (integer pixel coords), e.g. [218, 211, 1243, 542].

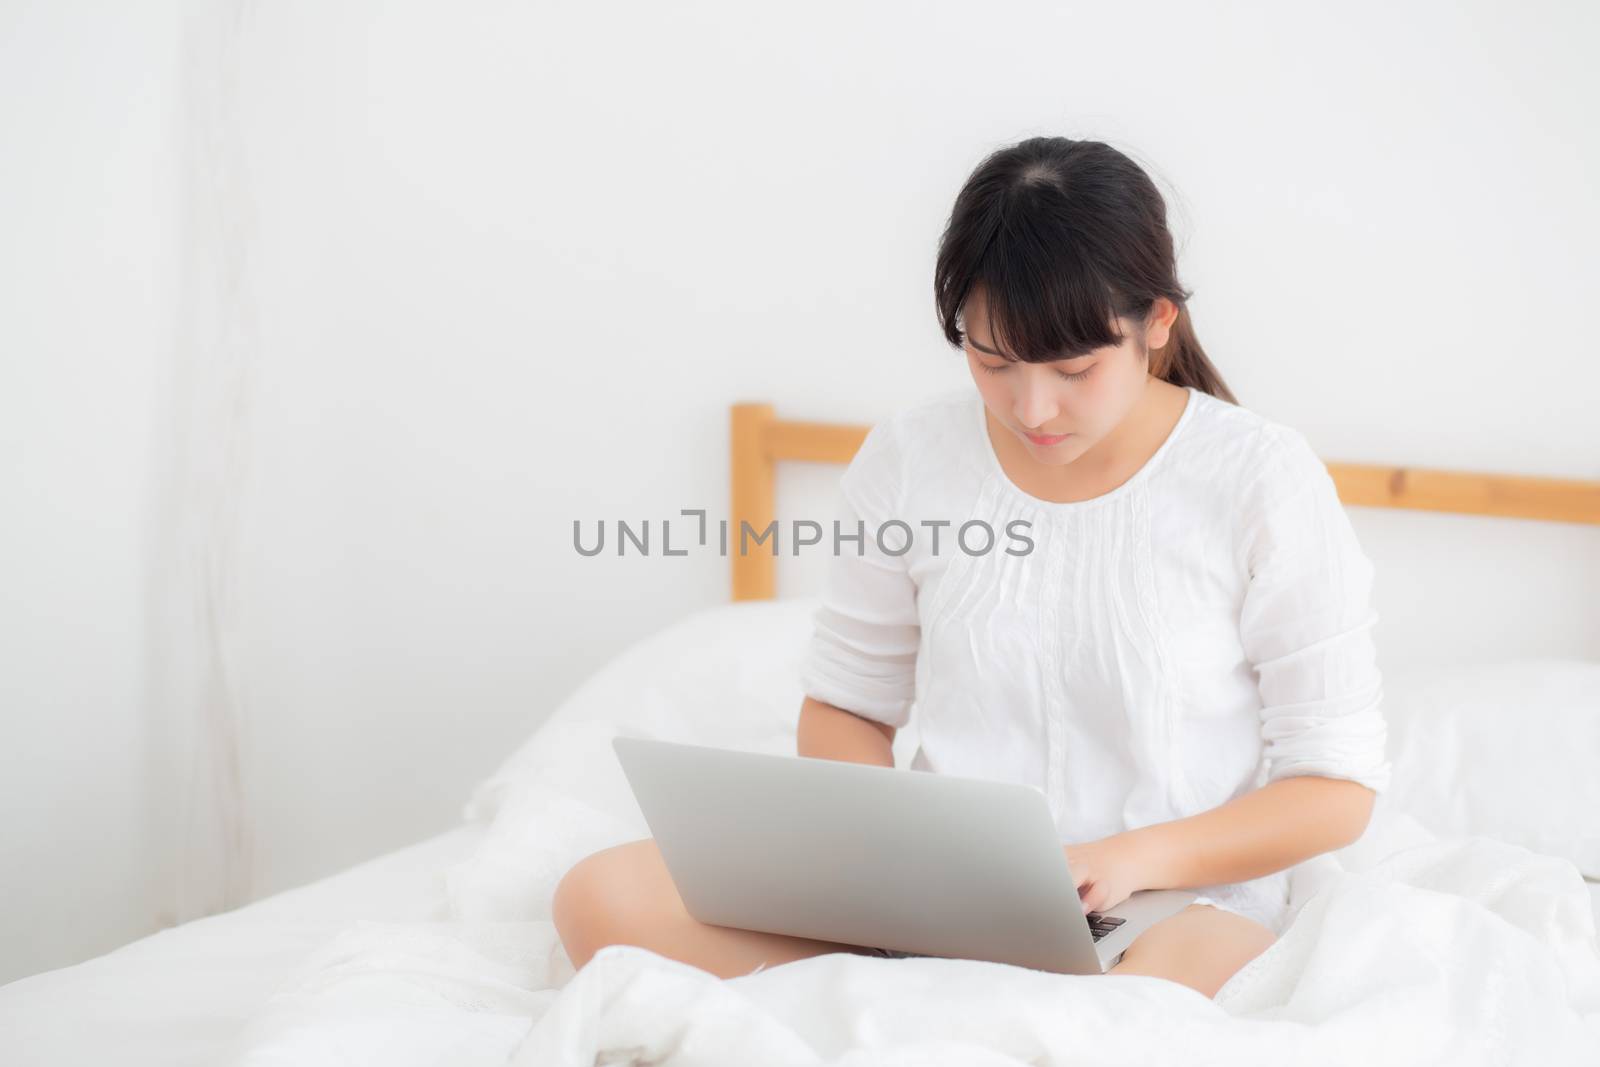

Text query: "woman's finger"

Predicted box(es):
[1066, 854, 1088, 887]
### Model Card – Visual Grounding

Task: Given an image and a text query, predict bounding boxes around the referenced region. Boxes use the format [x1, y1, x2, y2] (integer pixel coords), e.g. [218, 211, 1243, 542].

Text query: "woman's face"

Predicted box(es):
[961, 286, 1172, 467]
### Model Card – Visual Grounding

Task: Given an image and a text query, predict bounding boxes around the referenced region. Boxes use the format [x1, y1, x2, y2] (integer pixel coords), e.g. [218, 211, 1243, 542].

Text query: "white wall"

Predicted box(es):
[3, 0, 1596, 984]
[0, 0, 184, 982]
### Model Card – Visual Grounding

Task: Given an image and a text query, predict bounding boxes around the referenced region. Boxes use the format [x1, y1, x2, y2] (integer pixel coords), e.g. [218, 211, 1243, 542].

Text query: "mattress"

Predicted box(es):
[0, 824, 485, 1067]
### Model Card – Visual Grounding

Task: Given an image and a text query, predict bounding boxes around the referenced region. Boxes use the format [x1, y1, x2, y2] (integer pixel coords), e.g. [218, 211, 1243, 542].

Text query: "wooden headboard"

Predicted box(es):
[728, 400, 1600, 602]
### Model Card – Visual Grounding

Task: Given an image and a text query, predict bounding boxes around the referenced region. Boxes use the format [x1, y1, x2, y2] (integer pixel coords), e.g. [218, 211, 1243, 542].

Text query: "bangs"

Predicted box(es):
[964, 246, 1133, 364]
[937, 169, 1143, 363]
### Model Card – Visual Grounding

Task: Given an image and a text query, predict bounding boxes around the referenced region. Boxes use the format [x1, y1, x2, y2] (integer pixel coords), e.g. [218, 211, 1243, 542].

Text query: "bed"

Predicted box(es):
[0, 826, 487, 1065]
[2, 400, 1597, 1066]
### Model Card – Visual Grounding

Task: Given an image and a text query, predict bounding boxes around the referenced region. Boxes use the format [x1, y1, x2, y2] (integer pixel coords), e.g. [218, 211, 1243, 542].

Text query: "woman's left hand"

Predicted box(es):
[1062, 832, 1159, 915]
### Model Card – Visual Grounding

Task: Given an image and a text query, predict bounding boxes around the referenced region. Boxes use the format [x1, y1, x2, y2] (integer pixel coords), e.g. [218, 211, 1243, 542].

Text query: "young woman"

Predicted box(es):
[553, 136, 1390, 999]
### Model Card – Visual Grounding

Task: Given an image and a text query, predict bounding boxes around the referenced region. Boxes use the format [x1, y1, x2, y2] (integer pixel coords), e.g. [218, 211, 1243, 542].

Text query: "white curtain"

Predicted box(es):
[149, 0, 259, 921]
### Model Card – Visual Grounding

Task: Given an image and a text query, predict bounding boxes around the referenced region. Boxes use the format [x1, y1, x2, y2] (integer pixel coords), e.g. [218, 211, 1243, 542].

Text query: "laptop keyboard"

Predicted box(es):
[1086, 912, 1127, 942]
[863, 912, 1130, 958]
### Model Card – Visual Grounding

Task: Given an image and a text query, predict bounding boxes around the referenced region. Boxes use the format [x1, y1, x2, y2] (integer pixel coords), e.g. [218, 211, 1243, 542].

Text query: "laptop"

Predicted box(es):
[611, 735, 1197, 974]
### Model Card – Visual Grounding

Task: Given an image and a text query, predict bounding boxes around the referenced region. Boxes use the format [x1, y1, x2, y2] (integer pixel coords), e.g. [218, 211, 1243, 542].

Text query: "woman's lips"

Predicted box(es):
[1024, 430, 1073, 445]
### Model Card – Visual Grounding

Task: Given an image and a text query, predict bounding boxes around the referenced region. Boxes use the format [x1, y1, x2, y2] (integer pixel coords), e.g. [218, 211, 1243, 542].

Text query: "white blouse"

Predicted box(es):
[798, 384, 1390, 932]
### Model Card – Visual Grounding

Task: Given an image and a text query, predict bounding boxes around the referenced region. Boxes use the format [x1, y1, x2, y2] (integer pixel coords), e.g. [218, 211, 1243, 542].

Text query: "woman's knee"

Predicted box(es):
[551, 839, 662, 966]
[1110, 904, 1277, 998]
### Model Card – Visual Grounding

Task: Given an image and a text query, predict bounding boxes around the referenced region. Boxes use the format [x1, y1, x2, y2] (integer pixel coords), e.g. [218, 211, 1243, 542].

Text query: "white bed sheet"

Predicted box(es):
[5, 801, 1598, 1067]
[7, 600, 1599, 1066]
[0, 824, 485, 1067]
[221, 602, 1600, 1065]
[220, 601, 1600, 1065]
[216, 793, 1600, 1067]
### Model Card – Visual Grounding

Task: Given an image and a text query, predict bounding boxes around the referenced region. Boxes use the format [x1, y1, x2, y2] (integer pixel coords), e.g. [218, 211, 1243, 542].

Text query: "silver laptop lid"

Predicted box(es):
[612, 735, 1124, 974]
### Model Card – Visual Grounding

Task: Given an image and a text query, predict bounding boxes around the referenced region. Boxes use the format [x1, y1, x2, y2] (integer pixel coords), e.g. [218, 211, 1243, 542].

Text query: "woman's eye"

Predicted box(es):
[977, 360, 1093, 381]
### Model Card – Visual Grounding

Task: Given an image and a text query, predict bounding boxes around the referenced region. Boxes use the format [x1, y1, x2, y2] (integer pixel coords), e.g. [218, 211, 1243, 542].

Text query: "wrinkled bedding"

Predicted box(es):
[228, 790, 1600, 1066]
[0, 826, 485, 1067]
[228, 600, 1600, 1064]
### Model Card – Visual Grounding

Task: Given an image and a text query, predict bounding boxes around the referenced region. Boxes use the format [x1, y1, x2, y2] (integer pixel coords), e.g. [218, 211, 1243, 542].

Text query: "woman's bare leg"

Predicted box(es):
[1107, 903, 1277, 998]
[552, 837, 883, 979]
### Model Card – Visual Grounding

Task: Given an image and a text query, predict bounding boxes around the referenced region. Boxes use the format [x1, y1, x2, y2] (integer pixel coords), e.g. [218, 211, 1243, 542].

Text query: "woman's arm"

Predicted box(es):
[796, 695, 896, 768]
[1128, 775, 1375, 889]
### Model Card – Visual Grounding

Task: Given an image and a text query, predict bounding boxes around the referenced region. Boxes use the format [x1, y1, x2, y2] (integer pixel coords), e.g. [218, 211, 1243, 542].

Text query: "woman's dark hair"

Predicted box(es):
[934, 136, 1237, 405]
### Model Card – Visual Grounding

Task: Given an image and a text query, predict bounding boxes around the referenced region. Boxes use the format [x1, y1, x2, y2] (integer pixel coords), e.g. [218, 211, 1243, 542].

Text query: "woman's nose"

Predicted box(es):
[1014, 372, 1060, 430]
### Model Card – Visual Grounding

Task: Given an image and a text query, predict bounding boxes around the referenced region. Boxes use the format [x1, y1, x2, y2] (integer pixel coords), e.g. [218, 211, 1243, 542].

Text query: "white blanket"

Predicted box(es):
[230, 799, 1600, 1066]
[229, 602, 1600, 1064]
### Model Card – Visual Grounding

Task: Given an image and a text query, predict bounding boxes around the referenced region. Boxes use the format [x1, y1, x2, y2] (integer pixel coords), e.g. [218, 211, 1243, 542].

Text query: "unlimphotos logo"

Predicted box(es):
[573, 509, 1035, 558]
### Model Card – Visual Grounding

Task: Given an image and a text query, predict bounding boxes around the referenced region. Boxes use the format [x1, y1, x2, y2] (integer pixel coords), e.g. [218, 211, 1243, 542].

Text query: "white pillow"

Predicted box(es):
[1381, 658, 1600, 879]
[464, 595, 911, 824]
[448, 599, 813, 920]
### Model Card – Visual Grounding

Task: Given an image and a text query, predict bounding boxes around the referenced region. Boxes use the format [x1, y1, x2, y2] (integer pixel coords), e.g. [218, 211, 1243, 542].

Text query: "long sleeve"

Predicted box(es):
[1236, 425, 1391, 793]
[797, 417, 921, 728]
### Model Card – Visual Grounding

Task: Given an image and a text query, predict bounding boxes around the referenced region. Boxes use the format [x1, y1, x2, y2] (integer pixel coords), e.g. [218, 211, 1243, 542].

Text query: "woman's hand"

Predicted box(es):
[1062, 832, 1159, 915]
